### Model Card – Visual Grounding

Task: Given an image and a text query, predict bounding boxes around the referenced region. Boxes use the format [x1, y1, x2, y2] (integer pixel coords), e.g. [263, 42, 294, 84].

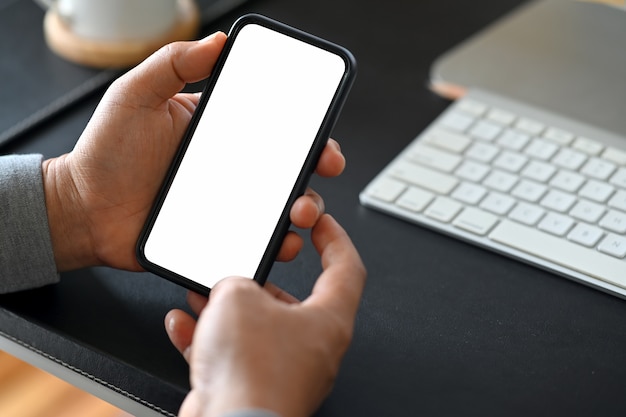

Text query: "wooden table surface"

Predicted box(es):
[0, 351, 130, 417]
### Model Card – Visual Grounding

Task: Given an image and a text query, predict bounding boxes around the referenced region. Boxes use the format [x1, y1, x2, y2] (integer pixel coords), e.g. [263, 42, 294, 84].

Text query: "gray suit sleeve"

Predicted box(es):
[0, 154, 59, 293]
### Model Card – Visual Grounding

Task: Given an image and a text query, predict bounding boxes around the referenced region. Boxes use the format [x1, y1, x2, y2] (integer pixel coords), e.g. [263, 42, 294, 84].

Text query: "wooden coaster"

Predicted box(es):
[43, 0, 200, 68]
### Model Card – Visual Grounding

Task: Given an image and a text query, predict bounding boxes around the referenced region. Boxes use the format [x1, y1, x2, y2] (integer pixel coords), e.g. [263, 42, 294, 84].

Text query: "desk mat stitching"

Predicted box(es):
[0, 329, 176, 417]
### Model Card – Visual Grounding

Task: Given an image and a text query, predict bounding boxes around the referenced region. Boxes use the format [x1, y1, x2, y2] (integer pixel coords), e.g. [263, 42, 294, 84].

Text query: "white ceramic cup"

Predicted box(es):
[44, 0, 179, 41]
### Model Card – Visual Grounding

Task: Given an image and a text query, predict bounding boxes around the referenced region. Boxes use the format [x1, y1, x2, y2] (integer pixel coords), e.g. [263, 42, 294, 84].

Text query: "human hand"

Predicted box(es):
[41, 32, 345, 272]
[166, 214, 366, 417]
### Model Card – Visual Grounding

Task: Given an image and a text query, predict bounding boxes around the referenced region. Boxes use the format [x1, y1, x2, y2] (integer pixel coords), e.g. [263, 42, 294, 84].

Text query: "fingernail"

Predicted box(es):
[198, 32, 218, 43]
[198, 31, 224, 43]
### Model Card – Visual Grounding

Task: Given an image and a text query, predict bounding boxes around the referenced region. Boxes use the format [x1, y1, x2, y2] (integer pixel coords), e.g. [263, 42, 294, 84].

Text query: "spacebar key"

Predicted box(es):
[489, 219, 626, 290]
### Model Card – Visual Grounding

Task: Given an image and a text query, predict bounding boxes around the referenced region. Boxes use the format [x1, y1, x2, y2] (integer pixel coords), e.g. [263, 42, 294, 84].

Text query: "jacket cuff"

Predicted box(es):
[0, 154, 59, 293]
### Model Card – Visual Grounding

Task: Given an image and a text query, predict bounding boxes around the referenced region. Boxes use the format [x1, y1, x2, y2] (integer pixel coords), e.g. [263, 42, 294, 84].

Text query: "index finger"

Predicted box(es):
[303, 214, 366, 322]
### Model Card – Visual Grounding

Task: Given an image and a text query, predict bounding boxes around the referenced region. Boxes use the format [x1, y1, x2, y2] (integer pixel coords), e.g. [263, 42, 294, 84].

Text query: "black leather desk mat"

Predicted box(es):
[0, 0, 247, 149]
[3, 0, 626, 416]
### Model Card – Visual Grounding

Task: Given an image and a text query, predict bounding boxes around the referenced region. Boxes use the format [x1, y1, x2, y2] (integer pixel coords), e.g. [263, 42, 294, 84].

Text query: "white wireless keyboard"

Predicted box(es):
[360, 89, 626, 298]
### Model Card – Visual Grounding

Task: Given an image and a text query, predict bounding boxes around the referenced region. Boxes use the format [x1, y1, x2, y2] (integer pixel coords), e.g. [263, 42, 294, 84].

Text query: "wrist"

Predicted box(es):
[217, 409, 282, 417]
[42, 155, 97, 271]
[180, 387, 286, 417]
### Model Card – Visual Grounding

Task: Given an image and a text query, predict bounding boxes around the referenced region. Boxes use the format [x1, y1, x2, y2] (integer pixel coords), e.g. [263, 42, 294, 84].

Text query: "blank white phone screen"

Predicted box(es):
[144, 23, 347, 289]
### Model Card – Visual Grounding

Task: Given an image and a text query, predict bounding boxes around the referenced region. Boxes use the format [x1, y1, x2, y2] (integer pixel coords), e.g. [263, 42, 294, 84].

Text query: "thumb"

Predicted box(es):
[112, 31, 227, 107]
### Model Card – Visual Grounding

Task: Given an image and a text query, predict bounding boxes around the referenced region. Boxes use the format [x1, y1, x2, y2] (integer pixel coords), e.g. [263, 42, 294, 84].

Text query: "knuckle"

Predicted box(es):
[157, 41, 180, 58]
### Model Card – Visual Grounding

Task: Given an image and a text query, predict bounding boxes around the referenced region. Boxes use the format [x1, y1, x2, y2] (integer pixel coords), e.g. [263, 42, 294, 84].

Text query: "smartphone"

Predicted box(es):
[136, 14, 356, 295]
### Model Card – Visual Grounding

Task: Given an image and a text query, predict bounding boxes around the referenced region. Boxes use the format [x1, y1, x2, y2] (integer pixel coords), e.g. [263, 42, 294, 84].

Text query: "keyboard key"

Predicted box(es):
[520, 160, 557, 183]
[456, 99, 487, 117]
[483, 170, 518, 192]
[424, 197, 462, 223]
[468, 120, 502, 141]
[486, 108, 516, 125]
[455, 160, 490, 182]
[602, 147, 626, 165]
[490, 220, 626, 289]
[609, 168, 626, 189]
[364, 177, 406, 202]
[422, 128, 471, 153]
[537, 212, 575, 236]
[515, 117, 545, 135]
[390, 161, 458, 194]
[550, 170, 586, 193]
[451, 182, 488, 205]
[496, 128, 530, 151]
[508, 202, 545, 225]
[511, 179, 547, 203]
[608, 190, 626, 212]
[567, 223, 604, 247]
[493, 151, 528, 173]
[439, 111, 475, 132]
[396, 187, 435, 212]
[540, 190, 576, 213]
[579, 180, 615, 203]
[599, 210, 626, 233]
[465, 142, 499, 163]
[479, 192, 516, 215]
[453, 207, 499, 235]
[524, 138, 559, 160]
[407, 144, 462, 172]
[569, 199, 605, 223]
[551, 148, 587, 171]
[598, 234, 626, 258]
[543, 127, 574, 145]
[581, 157, 616, 180]
[572, 137, 603, 156]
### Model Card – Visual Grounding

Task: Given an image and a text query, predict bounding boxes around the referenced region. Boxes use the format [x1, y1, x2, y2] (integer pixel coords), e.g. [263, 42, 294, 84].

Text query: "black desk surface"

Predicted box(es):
[3, 0, 626, 416]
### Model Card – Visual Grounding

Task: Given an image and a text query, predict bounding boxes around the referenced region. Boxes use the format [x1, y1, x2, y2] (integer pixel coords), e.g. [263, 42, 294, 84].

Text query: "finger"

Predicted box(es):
[165, 309, 196, 362]
[276, 231, 304, 262]
[315, 139, 345, 178]
[187, 290, 209, 316]
[209, 275, 265, 304]
[290, 188, 324, 229]
[304, 215, 366, 321]
[171, 92, 202, 113]
[264, 282, 300, 304]
[113, 32, 227, 108]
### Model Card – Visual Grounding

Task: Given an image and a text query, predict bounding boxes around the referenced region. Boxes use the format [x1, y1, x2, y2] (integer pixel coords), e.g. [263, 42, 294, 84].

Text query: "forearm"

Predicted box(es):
[0, 154, 59, 293]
